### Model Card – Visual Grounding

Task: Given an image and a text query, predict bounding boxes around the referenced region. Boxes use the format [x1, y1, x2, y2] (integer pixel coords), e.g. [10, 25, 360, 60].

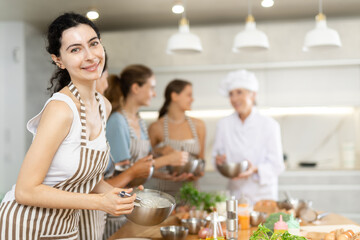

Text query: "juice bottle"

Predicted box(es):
[238, 195, 250, 230]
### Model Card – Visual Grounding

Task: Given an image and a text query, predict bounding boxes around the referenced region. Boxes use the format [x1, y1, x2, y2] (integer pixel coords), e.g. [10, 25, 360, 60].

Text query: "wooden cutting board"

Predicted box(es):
[301, 225, 360, 240]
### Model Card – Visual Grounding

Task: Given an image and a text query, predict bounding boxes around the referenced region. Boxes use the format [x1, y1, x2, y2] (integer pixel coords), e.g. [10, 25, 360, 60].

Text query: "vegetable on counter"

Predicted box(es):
[250, 224, 307, 240]
[179, 182, 226, 212]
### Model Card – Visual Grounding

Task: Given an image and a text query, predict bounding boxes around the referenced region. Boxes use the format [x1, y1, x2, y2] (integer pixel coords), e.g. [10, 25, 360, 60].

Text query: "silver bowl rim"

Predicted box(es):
[133, 188, 176, 209]
[216, 161, 249, 168]
[181, 218, 207, 224]
[160, 225, 189, 232]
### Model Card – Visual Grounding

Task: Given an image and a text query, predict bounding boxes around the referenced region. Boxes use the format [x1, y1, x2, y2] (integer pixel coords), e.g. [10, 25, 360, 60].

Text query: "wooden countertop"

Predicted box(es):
[109, 213, 358, 240]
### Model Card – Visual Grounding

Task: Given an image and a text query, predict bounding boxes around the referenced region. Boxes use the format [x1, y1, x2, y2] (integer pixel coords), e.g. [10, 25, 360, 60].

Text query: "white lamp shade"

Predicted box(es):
[303, 18, 342, 51]
[232, 21, 269, 52]
[166, 22, 203, 54]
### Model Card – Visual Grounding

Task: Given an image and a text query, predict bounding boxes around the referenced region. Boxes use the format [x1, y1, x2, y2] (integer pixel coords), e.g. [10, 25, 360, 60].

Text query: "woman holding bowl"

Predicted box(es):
[147, 79, 206, 197]
[0, 13, 135, 239]
[213, 69, 285, 204]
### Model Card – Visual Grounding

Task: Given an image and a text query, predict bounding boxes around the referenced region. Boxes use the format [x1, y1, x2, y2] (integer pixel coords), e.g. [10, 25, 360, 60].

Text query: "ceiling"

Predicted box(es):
[1, 0, 360, 32]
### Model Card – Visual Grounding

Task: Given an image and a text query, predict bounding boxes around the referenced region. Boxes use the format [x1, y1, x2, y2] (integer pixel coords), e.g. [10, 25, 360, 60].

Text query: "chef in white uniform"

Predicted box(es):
[212, 69, 285, 204]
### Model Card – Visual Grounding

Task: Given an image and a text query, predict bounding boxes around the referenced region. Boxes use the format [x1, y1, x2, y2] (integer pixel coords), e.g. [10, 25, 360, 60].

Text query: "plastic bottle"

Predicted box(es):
[238, 195, 250, 230]
[274, 215, 288, 235]
[286, 213, 300, 236]
[206, 212, 225, 240]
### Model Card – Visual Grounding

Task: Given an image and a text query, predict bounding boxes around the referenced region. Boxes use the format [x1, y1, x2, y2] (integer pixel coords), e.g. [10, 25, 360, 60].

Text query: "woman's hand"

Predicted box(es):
[233, 160, 258, 179]
[188, 171, 204, 181]
[115, 160, 131, 171]
[128, 155, 154, 179]
[157, 172, 193, 182]
[154, 146, 175, 156]
[170, 172, 193, 182]
[168, 151, 188, 166]
[215, 154, 226, 165]
[99, 188, 135, 216]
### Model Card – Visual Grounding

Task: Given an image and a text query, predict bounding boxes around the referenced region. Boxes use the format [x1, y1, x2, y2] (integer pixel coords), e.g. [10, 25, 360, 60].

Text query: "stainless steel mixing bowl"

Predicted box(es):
[160, 226, 189, 240]
[276, 199, 308, 217]
[125, 189, 176, 226]
[216, 161, 249, 178]
[193, 159, 205, 176]
[181, 218, 207, 234]
[167, 158, 200, 175]
[250, 211, 268, 226]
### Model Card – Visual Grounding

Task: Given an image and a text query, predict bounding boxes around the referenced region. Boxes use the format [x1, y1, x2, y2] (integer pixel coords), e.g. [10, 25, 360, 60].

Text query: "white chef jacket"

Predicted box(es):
[212, 108, 285, 204]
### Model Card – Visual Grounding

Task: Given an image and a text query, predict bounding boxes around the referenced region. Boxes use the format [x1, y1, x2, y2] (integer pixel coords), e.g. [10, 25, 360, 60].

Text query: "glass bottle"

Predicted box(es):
[206, 212, 225, 240]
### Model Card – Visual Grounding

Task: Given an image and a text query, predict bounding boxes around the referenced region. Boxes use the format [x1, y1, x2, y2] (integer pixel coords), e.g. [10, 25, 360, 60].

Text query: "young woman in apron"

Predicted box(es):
[0, 13, 136, 240]
[79, 65, 188, 239]
[147, 79, 206, 197]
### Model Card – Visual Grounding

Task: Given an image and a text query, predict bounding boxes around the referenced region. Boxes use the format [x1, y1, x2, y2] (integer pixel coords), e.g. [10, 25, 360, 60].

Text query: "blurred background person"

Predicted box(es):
[147, 79, 206, 197]
[213, 69, 285, 204]
[102, 65, 188, 239]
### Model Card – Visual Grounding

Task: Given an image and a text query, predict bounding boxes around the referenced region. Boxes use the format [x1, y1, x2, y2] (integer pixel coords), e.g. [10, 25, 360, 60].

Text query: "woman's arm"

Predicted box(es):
[92, 178, 113, 193]
[194, 118, 206, 159]
[15, 101, 134, 216]
[103, 96, 112, 120]
[148, 120, 162, 151]
[106, 155, 154, 188]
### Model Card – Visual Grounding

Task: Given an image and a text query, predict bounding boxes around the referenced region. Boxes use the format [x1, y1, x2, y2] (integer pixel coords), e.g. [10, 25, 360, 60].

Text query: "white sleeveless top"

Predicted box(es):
[3, 92, 107, 202]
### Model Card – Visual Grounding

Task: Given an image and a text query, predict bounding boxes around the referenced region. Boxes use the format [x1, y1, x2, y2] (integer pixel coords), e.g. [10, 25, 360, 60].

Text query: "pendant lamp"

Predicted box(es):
[303, 0, 341, 51]
[166, 18, 202, 54]
[232, 0, 269, 52]
[166, 0, 203, 55]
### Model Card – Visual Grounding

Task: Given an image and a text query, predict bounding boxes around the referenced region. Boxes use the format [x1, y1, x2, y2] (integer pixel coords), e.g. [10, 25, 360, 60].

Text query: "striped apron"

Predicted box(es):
[0, 82, 110, 240]
[103, 110, 151, 240]
[145, 114, 200, 197]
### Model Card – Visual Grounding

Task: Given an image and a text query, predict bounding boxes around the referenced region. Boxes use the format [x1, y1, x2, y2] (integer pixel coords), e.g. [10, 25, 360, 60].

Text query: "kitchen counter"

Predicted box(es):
[198, 171, 360, 223]
[109, 213, 359, 240]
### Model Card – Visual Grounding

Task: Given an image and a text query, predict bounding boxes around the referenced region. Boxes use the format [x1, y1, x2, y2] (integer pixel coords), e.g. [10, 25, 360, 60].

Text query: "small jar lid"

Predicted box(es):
[286, 214, 300, 229]
[274, 215, 288, 230]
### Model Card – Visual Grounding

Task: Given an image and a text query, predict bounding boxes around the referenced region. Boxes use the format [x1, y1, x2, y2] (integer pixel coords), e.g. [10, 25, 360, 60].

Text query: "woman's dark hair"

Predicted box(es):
[158, 79, 192, 119]
[46, 12, 101, 94]
[104, 64, 153, 114]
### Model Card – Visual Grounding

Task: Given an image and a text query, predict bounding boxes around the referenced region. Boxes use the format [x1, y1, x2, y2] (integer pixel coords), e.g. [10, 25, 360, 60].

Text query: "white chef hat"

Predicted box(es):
[219, 69, 259, 96]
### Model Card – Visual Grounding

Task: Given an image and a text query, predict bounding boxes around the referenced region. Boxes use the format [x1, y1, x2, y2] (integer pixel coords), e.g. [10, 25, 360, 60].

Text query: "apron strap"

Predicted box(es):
[121, 110, 148, 140]
[163, 115, 170, 141]
[185, 115, 199, 141]
[163, 114, 198, 141]
[68, 82, 106, 147]
[95, 92, 107, 132]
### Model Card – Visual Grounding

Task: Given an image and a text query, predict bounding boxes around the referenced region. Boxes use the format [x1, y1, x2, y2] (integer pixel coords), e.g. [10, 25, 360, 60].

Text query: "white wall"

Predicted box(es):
[0, 22, 50, 196]
[0, 22, 26, 196]
[102, 17, 360, 169]
[24, 24, 53, 146]
[102, 17, 360, 69]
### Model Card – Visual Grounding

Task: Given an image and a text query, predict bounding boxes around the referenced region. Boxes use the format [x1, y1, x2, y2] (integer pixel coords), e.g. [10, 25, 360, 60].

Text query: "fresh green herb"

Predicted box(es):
[179, 182, 226, 212]
[250, 224, 306, 240]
